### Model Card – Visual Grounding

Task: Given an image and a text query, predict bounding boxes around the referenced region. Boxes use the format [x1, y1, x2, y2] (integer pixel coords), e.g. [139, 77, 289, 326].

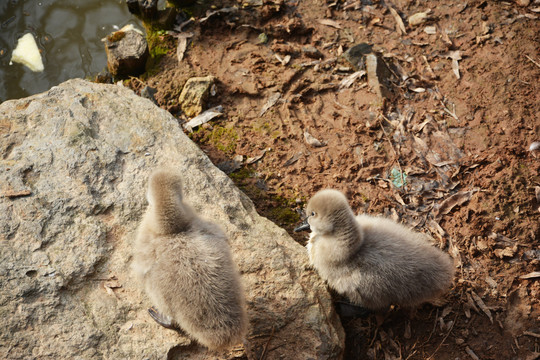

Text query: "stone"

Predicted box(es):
[0, 79, 344, 359]
[103, 25, 149, 77]
[179, 76, 216, 118]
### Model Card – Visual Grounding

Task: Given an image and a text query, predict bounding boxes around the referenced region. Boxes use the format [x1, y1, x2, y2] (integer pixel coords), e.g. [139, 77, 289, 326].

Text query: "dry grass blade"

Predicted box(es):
[525, 55, 540, 69]
[470, 290, 493, 323]
[317, 19, 342, 29]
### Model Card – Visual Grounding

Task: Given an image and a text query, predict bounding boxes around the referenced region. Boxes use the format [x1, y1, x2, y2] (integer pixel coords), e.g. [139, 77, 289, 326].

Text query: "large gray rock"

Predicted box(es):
[0, 79, 344, 359]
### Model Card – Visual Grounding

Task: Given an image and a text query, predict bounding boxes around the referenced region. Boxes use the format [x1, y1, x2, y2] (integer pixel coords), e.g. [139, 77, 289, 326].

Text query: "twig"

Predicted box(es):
[380, 115, 407, 191]
[523, 331, 540, 339]
[427, 313, 458, 359]
[259, 326, 275, 360]
[525, 55, 540, 69]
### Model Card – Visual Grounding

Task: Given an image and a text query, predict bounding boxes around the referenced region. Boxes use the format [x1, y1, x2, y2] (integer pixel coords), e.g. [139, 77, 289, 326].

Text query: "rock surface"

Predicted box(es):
[103, 25, 148, 77]
[0, 79, 344, 359]
[179, 75, 215, 117]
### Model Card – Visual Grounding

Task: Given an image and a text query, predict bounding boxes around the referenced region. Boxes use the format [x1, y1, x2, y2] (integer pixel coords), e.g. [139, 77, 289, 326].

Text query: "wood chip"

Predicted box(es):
[465, 346, 480, 360]
[408, 12, 429, 26]
[470, 290, 493, 323]
[317, 19, 342, 29]
[520, 271, 540, 280]
[388, 6, 407, 35]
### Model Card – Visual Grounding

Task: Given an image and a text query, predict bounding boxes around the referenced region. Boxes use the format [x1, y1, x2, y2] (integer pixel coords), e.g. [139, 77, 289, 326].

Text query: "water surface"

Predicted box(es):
[0, 0, 140, 102]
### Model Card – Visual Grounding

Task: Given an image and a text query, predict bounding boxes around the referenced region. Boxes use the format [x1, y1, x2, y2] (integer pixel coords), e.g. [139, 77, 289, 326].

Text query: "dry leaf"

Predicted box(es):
[434, 190, 475, 220]
[318, 19, 342, 29]
[183, 105, 223, 132]
[388, 6, 407, 35]
[339, 70, 366, 89]
[246, 148, 270, 164]
[470, 290, 493, 323]
[259, 92, 281, 116]
[303, 131, 325, 147]
[176, 32, 194, 63]
[494, 247, 516, 259]
[284, 152, 302, 166]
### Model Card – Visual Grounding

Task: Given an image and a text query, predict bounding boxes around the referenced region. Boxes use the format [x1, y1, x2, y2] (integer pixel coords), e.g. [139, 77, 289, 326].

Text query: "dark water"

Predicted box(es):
[0, 0, 141, 102]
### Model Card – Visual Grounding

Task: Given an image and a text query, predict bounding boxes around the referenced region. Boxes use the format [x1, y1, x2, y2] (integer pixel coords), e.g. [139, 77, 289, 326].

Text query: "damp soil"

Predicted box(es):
[126, 0, 540, 358]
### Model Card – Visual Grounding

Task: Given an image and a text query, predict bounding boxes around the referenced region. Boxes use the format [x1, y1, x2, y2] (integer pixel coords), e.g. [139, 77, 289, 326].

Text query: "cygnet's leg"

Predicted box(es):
[335, 301, 371, 318]
[148, 307, 178, 330]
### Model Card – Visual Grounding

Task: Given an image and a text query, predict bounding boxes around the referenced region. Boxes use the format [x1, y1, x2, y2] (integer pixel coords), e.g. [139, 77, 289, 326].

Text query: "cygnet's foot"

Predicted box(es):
[335, 301, 371, 318]
[148, 307, 177, 330]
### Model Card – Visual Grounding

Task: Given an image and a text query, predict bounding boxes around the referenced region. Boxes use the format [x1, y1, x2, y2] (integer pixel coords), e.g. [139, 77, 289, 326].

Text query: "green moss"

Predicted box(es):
[269, 206, 300, 225]
[208, 126, 239, 154]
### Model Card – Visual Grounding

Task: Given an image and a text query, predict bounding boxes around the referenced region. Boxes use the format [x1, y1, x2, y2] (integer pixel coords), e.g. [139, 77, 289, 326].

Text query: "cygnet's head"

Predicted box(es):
[305, 189, 353, 235]
[147, 169, 184, 207]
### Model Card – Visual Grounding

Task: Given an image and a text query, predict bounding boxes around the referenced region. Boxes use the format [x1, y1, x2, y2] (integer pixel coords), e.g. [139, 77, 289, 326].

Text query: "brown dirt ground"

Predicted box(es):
[126, 0, 540, 358]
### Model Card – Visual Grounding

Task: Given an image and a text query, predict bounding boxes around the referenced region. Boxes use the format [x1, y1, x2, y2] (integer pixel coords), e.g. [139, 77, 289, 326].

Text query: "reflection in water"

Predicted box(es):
[0, 0, 140, 102]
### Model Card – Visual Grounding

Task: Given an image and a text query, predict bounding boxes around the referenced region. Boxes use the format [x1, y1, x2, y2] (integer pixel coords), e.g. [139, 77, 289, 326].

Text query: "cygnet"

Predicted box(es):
[295, 189, 454, 310]
[132, 169, 248, 350]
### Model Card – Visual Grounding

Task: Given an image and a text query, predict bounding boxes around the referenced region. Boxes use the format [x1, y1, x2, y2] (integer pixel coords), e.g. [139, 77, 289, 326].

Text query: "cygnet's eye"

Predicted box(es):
[310, 211, 316, 217]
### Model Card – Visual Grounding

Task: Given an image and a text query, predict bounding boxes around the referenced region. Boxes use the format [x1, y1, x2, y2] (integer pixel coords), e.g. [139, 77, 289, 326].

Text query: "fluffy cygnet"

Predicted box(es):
[132, 169, 248, 350]
[297, 189, 454, 310]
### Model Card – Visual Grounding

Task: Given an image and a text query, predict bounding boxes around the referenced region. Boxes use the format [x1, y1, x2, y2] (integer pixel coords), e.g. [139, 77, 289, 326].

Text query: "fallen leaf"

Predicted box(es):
[434, 190, 475, 220]
[494, 247, 516, 259]
[246, 148, 270, 164]
[183, 105, 223, 132]
[303, 131, 325, 147]
[259, 92, 281, 116]
[446, 50, 462, 79]
[176, 32, 194, 62]
[388, 6, 407, 35]
[339, 70, 366, 89]
[470, 290, 493, 323]
[284, 152, 303, 166]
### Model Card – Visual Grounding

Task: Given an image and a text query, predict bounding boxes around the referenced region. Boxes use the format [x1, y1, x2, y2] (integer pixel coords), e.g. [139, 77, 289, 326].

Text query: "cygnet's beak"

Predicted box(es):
[294, 217, 311, 232]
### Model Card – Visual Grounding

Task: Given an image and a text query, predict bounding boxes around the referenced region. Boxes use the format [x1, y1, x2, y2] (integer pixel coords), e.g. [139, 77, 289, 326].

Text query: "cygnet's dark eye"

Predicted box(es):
[310, 211, 316, 217]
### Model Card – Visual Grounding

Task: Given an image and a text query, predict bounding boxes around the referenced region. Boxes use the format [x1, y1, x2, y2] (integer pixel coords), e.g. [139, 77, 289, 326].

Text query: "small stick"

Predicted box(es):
[525, 55, 540, 69]
[259, 326, 275, 360]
